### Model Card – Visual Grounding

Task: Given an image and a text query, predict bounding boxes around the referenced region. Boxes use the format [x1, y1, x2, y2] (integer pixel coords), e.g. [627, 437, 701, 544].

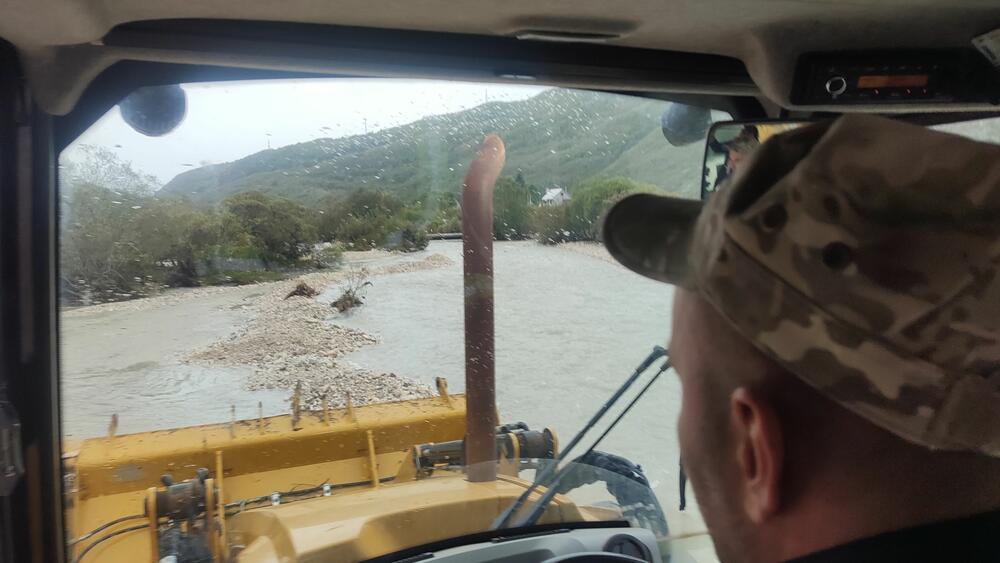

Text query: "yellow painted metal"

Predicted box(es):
[230, 469, 594, 561]
[215, 450, 228, 562]
[205, 478, 217, 561]
[497, 430, 520, 477]
[65, 396, 467, 562]
[365, 430, 379, 488]
[394, 446, 420, 482]
[64, 393, 624, 562]
[73, 396, 465, 499]
[145, 487, 158, 562]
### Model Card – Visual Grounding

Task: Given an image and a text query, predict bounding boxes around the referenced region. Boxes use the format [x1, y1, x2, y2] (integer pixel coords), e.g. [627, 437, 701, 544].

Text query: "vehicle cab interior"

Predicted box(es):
[1, 1, 1000, 562]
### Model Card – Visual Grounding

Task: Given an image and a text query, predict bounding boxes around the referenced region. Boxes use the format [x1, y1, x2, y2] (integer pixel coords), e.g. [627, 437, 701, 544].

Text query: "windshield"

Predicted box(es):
[59, 78, 725, 561]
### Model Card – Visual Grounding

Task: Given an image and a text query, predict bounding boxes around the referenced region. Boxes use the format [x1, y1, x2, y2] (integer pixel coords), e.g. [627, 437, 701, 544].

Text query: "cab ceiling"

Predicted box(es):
[4, 0, 1000, 114]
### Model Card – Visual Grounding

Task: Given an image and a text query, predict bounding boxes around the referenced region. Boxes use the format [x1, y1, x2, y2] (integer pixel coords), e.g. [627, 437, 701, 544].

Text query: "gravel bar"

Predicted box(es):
[184, 254, 454, 410]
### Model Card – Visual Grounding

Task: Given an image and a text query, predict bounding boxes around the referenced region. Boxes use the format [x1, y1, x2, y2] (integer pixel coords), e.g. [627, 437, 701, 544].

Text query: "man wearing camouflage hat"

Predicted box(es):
[603, 115, 1000, 562]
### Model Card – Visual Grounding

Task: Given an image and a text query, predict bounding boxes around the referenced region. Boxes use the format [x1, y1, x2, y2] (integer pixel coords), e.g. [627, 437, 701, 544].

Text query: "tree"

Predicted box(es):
[529, 177, 654, 244]
[222, 191, 317, 268]
[317, 189, 428, 252]
[133, 199, 221, 286]
[530, 204, 571, 245]
[63, 145, 160, 195]
[59, 145, 172, 301]
[61, 183, 151, 302]
[493, 177, 532, 241]
[564, 177, 651, 240]
[425, 193, 461, 234]
[514, 171, 545, 206]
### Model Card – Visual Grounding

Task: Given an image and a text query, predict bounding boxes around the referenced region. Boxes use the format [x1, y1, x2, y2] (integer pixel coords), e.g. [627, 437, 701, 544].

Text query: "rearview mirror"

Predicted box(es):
[702, 121, 809, 199]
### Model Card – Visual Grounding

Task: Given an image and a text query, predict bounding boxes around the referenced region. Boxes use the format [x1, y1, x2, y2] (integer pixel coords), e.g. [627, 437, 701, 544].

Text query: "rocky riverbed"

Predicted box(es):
[184, 254, 453, 409]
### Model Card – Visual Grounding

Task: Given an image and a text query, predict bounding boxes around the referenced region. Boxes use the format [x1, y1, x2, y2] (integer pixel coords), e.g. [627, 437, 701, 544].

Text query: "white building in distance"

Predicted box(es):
[541, 187, 570, 205]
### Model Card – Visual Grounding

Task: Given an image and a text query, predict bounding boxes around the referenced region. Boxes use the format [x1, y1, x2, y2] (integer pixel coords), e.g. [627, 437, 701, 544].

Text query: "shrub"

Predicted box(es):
[332, 268, 372, 312]
[319, 189, 410, 249]
[222, 191, 317, 268]
[528, 177, 653, 244]
[531, 204, 572, 245]
[563, 177, 648, 240]
[426, 204, 460, 234]
[308, 243, 345, 269]
[392, 225, 429, 252]
[493, 177, 532, 241]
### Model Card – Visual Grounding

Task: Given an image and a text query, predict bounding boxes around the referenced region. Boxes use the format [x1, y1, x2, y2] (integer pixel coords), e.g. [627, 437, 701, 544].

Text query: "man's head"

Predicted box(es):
[602, 115, 1000, 561]
[670, 288, 1000, 562]
[717, 126, 760, 175]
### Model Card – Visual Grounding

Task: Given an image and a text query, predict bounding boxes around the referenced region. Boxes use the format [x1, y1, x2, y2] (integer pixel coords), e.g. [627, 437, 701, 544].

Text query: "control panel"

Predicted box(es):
[792, 50, 1000, 106]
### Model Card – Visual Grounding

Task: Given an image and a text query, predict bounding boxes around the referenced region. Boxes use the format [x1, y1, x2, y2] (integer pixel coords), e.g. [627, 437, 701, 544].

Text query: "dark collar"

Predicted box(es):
[785, 508, 1000, 563]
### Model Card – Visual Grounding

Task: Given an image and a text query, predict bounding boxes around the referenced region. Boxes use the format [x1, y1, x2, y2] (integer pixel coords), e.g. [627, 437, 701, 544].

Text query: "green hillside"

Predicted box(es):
[159, 89, 704, 205]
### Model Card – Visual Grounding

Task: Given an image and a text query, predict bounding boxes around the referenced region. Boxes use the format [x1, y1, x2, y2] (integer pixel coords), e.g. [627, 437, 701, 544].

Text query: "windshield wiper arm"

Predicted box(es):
[490, 345, 668, 530]
[511, 357, 671, 529]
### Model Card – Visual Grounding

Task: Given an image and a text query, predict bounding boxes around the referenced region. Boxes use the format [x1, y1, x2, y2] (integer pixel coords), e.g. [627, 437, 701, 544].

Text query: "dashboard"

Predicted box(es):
[375, 526, 662, 563]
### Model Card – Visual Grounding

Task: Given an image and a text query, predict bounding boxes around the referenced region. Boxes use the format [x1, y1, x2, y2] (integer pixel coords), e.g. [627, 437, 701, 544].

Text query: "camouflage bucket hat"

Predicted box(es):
[603, 114, 1000, 457]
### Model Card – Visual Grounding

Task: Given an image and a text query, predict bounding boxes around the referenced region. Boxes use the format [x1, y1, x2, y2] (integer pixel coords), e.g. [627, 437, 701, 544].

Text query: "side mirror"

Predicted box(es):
[701, 121, 810, 199]
[661, 103, 713, 147]
[119, 85, 187, 137]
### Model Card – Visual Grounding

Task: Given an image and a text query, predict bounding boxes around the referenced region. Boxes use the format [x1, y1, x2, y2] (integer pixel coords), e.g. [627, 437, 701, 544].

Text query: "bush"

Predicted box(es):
[528, 177, 653, 244]
[390, 225, 429, 252]
[332, 268, 373, 312]
[61, 184, 224, 301]
[59, 150, 336, 304]
[564, 177, 648, 240]
[318, 189, 430, 252]
[61, 184, 154, 302]
[531, 204, 572, 245]
[319, 190, 403, 248]
[307, 243, 344, 269]
[222, 191, 317, 268]
[426, 203, 460, 234]
[493, 177, 532, 241]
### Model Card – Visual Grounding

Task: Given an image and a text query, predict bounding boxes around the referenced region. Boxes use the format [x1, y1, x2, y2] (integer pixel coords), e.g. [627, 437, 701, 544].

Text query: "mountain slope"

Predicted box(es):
[159, 89, 704, 205]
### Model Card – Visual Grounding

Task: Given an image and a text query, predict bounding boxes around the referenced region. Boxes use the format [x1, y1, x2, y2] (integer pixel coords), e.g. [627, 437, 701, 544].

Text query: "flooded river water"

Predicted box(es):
[61, 240, 691, 512]
[330, 241, 684, 508]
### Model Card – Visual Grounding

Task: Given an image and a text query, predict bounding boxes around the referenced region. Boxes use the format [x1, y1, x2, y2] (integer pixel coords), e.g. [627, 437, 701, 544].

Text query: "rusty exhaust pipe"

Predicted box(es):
[462, 135, 505, 482]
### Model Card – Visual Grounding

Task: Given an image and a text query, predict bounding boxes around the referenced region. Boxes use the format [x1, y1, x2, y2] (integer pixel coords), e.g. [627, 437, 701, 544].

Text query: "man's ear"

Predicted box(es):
[730, 386, 784, 523]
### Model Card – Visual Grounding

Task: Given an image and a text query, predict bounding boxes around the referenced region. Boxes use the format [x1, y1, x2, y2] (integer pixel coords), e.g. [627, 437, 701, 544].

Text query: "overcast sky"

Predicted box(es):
[63, 78, 547, 185]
